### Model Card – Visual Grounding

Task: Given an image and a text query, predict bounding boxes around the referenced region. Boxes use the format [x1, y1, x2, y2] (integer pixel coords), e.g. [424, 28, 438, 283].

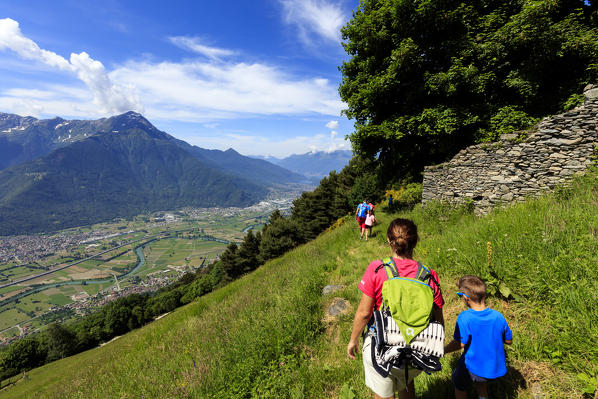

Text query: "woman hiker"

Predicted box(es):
[347, 218, 445, 399]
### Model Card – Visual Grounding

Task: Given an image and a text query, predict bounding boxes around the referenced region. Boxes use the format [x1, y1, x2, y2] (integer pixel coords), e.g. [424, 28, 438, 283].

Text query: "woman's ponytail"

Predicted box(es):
[387, 218, 418, 257]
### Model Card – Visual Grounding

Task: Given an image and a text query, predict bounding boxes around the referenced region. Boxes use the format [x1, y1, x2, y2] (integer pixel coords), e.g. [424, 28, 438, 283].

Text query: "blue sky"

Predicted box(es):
[0, 0, 359, 157]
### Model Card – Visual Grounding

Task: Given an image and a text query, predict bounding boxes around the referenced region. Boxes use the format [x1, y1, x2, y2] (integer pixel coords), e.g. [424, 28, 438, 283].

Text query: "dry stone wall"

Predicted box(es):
[422, 85, 598, 212]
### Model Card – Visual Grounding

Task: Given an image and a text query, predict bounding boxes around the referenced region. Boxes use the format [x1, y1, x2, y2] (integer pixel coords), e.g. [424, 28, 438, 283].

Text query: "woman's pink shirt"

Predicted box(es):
[358, 258, 444, 311]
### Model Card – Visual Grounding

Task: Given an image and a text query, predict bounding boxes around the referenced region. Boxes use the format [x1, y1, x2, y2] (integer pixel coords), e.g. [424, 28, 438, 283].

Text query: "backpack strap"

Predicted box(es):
[416, 262, 440, 287]
[415, 262, 430, 282]
[377, 257, 399, 279]
[416, 262, 441, 323]
[377, 259, 438, 284]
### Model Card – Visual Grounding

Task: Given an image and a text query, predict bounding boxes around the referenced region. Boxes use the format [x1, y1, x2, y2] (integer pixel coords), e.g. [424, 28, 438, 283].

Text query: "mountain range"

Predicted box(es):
[251, 149, 353, 181]
[0, 112, 320, 235]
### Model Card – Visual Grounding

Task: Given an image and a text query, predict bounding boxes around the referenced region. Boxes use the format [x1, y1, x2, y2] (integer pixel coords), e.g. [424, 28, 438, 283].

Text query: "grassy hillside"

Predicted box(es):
[2, 168, 597, 398]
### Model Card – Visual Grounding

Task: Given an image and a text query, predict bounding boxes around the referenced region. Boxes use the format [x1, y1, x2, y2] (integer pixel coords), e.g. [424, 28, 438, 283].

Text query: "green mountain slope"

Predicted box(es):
[0, 128, 267, 235]
[2, 169, 597, 398]
[175, 144, 309, 185]
[0, 111, 307, 186]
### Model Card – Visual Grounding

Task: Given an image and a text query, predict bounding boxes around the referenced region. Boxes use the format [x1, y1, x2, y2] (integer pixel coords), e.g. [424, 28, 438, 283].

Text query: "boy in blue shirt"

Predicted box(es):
[444, 275, 513, 399]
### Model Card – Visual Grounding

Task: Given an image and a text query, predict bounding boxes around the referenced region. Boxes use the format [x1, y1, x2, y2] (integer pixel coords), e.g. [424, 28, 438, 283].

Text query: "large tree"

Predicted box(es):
[340, 0, 598, 181]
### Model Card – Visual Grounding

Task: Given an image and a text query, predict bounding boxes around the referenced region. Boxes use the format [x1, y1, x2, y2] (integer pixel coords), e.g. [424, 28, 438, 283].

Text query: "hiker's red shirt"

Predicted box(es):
[359, 258, 444, 311]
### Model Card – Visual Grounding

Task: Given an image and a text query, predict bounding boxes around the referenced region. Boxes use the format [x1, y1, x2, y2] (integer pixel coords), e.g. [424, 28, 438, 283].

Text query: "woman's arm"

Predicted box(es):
[347, 293, 375, 359]
[433, 304, 444, 326]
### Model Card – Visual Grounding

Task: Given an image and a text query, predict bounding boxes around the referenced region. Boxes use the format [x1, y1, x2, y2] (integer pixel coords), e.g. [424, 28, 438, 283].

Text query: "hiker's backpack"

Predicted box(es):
[358, 203, 368, 218]
[368, 257, 445, 380]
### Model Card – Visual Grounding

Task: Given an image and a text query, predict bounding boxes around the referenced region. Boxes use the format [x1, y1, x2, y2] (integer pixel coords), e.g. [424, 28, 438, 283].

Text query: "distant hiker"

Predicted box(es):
[364, 209, 376, 241]
[444, 275, 513, 399]
[355, 200, 370, 239]
[388, 194, 393, 208]
[347, 218, 444, 399]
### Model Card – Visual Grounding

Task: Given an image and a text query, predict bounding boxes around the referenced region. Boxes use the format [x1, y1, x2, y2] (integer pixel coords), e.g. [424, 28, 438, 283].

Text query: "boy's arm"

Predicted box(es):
[444, 339, 465, 354]
[503, 317, 513, 345]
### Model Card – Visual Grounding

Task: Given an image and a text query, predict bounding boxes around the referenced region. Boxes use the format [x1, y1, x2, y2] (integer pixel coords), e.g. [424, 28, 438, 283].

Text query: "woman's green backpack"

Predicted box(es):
[369, 257, 444, 378]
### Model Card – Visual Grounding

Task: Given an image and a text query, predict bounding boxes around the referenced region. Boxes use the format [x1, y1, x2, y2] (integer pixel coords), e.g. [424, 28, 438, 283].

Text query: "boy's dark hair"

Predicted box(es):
[457, 275, 487, 303]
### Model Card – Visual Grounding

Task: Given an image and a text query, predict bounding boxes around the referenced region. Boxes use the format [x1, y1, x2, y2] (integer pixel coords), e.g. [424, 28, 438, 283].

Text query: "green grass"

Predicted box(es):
[0, 308, 28, 331]
[140, 239, 226, 275]
[57, 286, 77, 295]
[0, 286, 23, 295]
[47, 294, 70, 306]
[2, 169, 597, 398]
[80, 283, 104, 296]
[14, 298, 43, 314]
[0, 266, 35, 280]
[74, 259, 104, 270]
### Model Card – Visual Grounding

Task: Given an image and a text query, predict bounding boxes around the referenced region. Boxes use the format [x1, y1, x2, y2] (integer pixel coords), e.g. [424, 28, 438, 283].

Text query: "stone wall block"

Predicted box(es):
[422, 87, 598, 213]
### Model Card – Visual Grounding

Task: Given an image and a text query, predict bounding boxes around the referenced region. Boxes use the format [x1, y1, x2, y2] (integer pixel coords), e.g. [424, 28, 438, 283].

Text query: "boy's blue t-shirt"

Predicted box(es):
[454, 307, 512, 379]
[357, 203, 369, 218]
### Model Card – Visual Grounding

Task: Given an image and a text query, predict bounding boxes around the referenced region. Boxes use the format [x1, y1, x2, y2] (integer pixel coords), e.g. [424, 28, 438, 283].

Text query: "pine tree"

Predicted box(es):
[237, 230, 261, 274]
[219, 243, 240, 280]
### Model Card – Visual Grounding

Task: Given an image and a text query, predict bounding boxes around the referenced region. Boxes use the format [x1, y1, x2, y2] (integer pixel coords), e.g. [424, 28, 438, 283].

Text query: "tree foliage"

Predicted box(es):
[340, 0, 598, 180]
[0, 338, 46, 380]
[42, 323, 77, 362]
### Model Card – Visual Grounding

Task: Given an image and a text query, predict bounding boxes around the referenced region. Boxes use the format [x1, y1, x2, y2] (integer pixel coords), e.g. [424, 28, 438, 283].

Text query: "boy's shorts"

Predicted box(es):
[452, 361, 490, 391]
[357, 217, 366, 228]
[362, 335, 421, 397]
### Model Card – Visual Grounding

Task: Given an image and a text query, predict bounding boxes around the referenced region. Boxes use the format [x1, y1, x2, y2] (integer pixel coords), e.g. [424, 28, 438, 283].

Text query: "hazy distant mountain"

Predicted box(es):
[0, 111, 298, 235]
[250, 155, 282, 164]
[172, 143, 307, 185]
[252, 150, 353, 181]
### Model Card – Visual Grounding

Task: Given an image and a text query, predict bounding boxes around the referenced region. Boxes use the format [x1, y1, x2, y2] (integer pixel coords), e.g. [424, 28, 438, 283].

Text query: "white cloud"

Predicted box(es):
[0, 18, 344, 122]
[326, 140, 348, 152]
[70, 52, 142, 114]
[0, 84, 98, 118]
[0, 18, 72, 71]
[279, 0, 346, 45]
[0, 18, 141, 115]
[110, 60, 343, 120]
[330, 130, 337, 139]
[326, 120, 339, 129]
[169, 36, 237, 60]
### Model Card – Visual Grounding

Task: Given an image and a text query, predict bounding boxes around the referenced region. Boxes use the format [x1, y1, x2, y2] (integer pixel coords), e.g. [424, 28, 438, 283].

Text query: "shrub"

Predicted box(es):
[386, 183, 423, 211]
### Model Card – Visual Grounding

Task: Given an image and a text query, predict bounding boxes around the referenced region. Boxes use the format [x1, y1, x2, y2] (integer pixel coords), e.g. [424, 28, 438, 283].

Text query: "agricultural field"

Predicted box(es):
[0, 200, 284, 343]
[140, 238, 226, 278]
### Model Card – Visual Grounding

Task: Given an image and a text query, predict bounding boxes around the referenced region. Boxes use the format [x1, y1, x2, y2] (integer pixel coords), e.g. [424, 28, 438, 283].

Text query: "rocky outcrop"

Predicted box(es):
[422, 85, 598, 212]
